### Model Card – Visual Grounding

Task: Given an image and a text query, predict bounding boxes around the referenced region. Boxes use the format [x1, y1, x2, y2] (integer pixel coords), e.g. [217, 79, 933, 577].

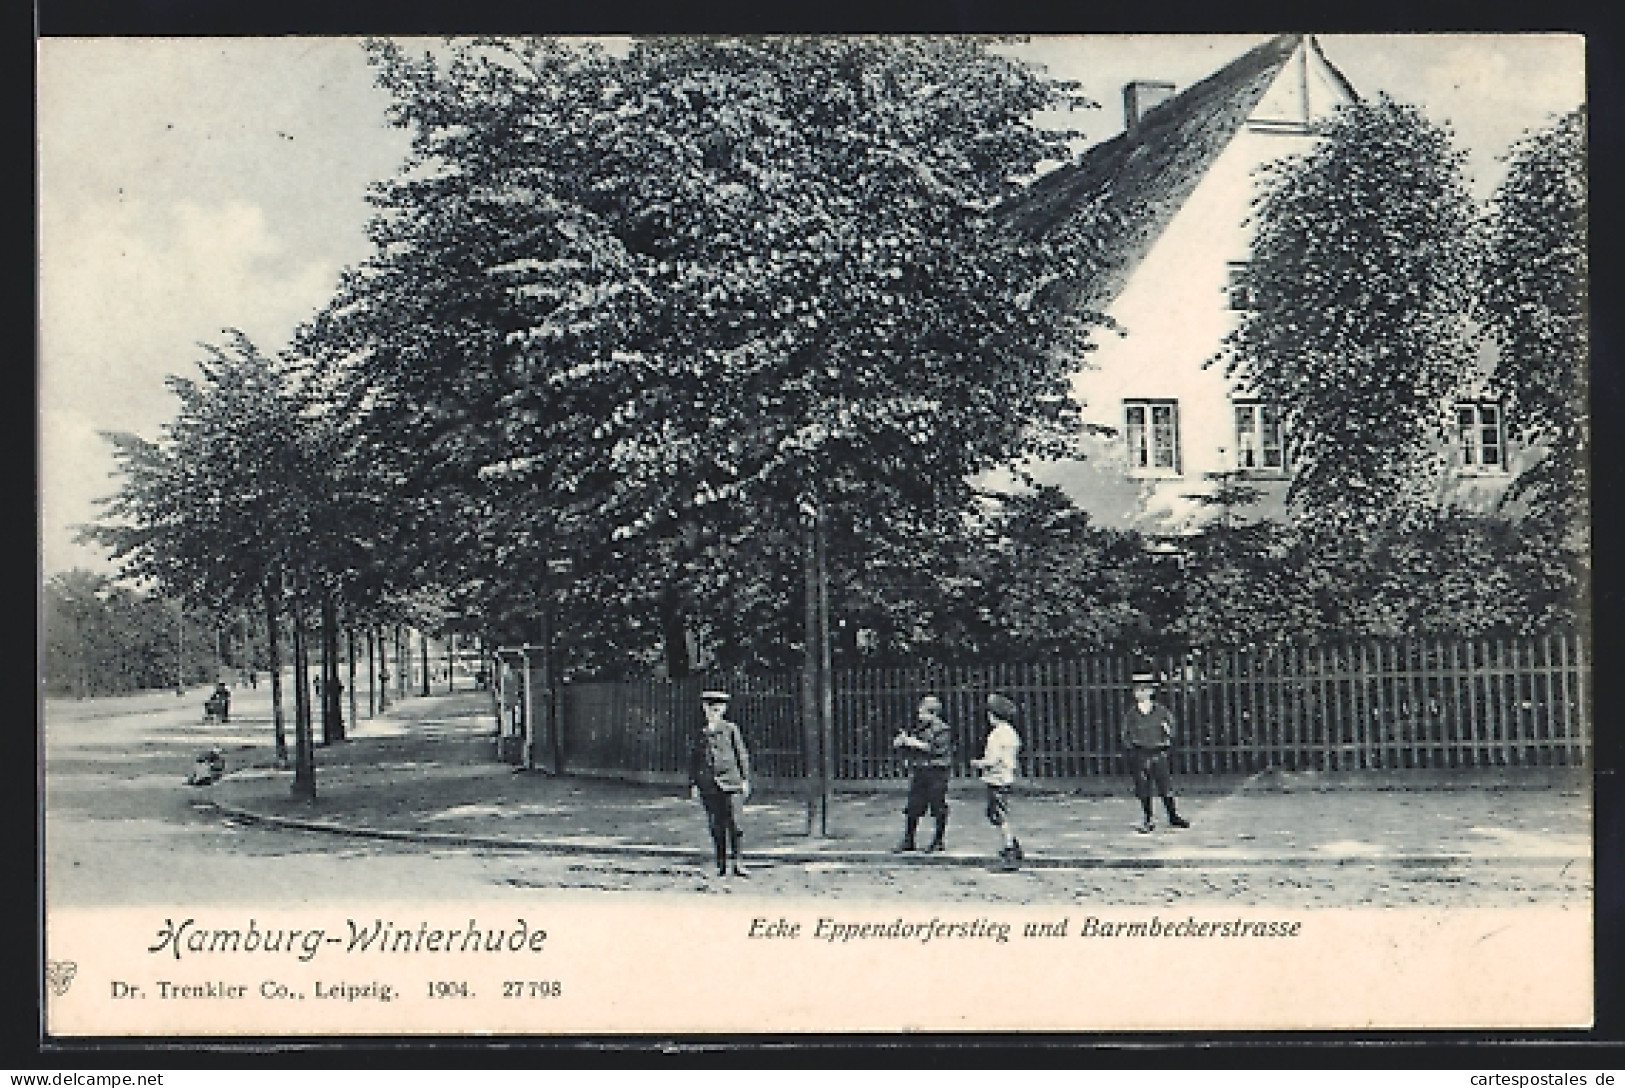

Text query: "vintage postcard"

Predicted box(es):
[38, 33, 1591, 1038]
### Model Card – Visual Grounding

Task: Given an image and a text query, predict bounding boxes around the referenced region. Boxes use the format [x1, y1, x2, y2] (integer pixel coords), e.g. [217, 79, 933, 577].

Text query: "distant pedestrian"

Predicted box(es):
[203, 682, 231, 724]
[689, 689, 753, 878]
[891, 695, 953, 853]
[1123, 672, 1190, 833]
[186, 747, 226, 785]
[970, 692, 1023, 870]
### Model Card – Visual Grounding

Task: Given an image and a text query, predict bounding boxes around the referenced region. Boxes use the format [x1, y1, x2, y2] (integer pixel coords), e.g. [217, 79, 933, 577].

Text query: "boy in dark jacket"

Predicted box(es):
[892, 695, 953, 852]
[689, 689, 753, 877]
[1123, 673, 1190, 833]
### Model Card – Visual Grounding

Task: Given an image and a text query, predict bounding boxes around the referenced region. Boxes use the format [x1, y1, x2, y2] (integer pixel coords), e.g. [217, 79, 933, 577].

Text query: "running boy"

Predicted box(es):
[689, 689, 753, 877]
[970, 693, 1023, 870]
[1123, 672, 1190, 833]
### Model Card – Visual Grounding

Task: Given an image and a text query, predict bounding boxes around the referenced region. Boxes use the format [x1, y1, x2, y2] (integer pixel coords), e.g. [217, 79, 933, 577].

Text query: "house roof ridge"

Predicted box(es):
[1001, 33, 1335, 312]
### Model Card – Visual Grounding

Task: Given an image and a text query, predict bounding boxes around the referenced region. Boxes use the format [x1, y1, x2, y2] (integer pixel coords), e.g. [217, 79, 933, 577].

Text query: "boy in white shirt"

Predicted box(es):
[970, 692, 1023, 870]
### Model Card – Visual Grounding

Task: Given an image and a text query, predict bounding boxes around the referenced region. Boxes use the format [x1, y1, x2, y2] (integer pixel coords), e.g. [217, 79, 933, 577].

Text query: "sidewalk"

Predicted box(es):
[207, 692, 1593, 871]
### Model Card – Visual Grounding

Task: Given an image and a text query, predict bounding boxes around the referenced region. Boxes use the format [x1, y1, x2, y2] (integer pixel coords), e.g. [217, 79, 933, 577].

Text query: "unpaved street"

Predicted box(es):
[43, 685, 1592, 908]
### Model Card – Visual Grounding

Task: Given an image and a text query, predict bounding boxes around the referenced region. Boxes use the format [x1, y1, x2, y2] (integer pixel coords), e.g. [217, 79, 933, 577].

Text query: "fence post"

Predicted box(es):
[1555, 632, 1572, 766]
[1447, 639, 1464, 767]
[1577, 631, 1591, 765]
[1502, 639, 1520, 767]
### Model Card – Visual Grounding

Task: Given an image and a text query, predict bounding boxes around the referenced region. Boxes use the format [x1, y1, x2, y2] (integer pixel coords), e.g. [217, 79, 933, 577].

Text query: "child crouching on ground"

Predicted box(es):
[970, 693, 1023, 870]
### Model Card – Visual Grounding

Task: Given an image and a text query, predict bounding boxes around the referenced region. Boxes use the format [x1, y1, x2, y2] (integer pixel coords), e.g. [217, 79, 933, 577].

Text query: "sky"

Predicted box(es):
[36, 33, 1586, 579]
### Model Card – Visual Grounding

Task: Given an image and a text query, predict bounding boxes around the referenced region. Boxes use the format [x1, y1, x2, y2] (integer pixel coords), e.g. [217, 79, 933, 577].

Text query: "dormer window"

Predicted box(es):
[1245, 117, 1314, 136]
[1226, 262, 1257, 310]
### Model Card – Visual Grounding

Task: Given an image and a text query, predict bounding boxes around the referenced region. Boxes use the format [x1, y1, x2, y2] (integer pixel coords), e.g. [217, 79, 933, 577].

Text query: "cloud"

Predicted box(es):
[40, 197, 335, 406]
[38, 196, 340, 574]
[38, 405, 120, 576]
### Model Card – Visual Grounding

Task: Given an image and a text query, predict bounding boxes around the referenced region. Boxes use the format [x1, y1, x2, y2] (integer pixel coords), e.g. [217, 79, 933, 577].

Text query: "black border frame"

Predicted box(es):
[23, 0, 1624, 1068]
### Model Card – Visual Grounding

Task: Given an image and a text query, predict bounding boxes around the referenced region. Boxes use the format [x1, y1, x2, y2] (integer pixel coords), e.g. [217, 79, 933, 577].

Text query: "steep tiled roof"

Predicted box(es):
[1003, 33, 1310, 312]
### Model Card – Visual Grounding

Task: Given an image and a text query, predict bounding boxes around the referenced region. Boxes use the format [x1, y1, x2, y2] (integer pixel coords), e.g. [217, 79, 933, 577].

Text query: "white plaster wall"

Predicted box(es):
[1013, 42, 1520, 532]
[1028, 118, 1317, 532]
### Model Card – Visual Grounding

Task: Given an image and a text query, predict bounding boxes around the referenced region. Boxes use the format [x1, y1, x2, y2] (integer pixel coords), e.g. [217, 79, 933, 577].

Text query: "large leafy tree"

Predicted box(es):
[89, 333, 331, 618]
[88, 332, 366, 786]
[1219, 94, 1481, 529]
[1480, 106, 1588, 543]
[309, 36, 1101, 674]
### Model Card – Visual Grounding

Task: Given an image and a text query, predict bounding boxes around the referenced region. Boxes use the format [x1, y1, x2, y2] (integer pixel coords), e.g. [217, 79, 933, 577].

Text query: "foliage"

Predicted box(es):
[305, 36, 1102, 673]
[42, 570, 218, 697]
[1219, 94, 1481, 529]
[940, 486, 1149, 660]
[1479, 107, 1588, 543]
[87, 332, 323, 609]
[1155, 511, 1583, 649]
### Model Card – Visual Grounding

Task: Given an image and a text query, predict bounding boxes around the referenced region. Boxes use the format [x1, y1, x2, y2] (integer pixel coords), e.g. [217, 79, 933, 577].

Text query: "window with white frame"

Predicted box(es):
[1233, 401, 1288, 473]
[1456, 402, 1506, 472]
[1124, 399, 1181, 474]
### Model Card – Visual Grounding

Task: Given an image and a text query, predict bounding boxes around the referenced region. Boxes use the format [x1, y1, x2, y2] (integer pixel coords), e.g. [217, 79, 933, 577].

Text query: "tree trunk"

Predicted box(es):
[264, 583, 287, 767]
[420, 629, 431, 697]
[347, 623, 358, 734]
[379, 624, 393, 713]
[395, 624, 406, 700]
[366, 625, 376, 718]
[290, 592, 315, 799]
[659, 583, 691, 679]
[321, 586, 344, 744]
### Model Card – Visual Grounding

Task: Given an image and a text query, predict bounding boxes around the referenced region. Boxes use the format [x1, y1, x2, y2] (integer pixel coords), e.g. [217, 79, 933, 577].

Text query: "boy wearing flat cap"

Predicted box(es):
[970, 692, 1023, 870]
[689, 689, 753, 877]
[1123, 673, 1190, 833]
[892, 695, 953, 853]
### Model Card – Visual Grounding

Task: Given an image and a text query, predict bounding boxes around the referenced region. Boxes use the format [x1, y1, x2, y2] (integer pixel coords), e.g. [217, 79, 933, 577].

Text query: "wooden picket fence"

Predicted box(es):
[521, 633, 1590, 783]
[557, 672, 805, 783]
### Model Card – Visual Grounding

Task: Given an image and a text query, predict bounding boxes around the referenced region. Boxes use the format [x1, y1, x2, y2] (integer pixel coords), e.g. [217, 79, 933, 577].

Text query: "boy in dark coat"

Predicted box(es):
[689, 689, 753, 877]
[1123, 673, 1191, 833]
[892, 695, 953, 852]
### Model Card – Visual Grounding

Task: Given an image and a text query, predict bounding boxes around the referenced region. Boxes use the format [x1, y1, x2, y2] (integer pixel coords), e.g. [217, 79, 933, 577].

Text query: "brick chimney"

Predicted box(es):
[1123, 80, 1177, 132]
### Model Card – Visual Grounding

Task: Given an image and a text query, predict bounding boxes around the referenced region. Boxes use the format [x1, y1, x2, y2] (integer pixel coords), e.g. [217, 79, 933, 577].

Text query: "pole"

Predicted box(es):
[816, 505, 835, 837]
[800, 513, 824, 836]
[521, 646, 537, 772]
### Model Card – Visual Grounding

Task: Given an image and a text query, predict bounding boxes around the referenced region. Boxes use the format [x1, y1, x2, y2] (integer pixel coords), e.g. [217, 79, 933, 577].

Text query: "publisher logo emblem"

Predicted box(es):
[46, 960, 78, 997]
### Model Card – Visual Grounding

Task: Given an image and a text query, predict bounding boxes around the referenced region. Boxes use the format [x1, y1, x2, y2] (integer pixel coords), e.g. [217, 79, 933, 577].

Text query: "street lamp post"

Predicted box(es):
[799, 492, 833, 837]
[539, 556, 575, 775]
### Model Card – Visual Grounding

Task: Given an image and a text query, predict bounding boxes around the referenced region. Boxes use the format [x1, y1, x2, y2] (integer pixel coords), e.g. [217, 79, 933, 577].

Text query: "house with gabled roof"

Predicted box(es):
[999, 33, 1519, 535]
